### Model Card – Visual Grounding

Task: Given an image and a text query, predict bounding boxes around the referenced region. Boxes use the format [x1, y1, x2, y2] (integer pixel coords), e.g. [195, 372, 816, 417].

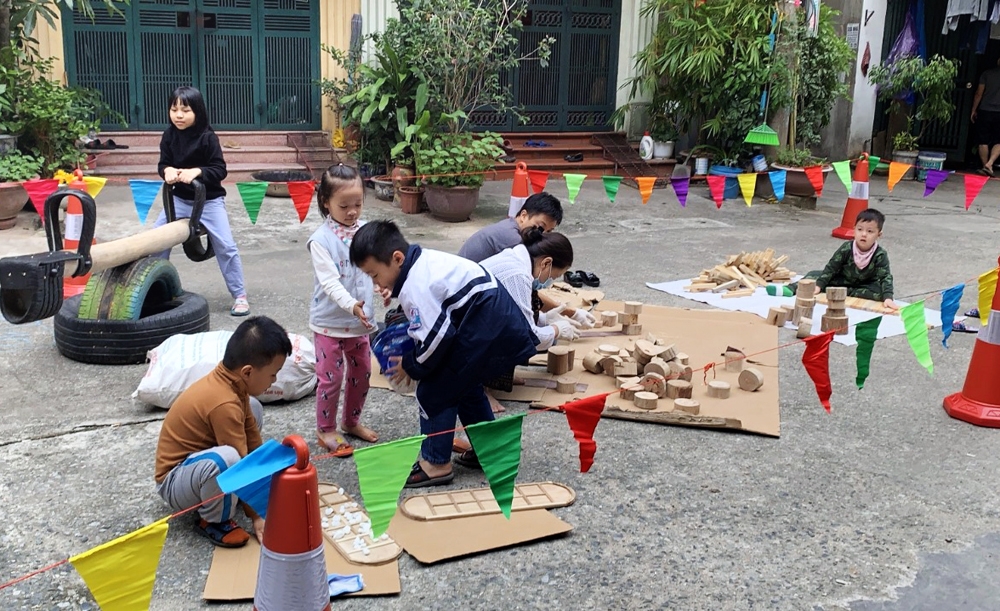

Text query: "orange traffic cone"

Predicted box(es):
[943, 256, 1000, 427]
[253, 435, 331, 611]
[64, 170, 92, 298]
[831, 154, 870, 240]
[508, 162, 530, 218]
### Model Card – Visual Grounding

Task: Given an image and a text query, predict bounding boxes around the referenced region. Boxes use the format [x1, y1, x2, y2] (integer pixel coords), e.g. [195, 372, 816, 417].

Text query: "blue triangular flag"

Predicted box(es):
[940, 284, 965, 348]
[128, 179, 163, 224]
[768, 170, 786, 201]
[215, 439, 297, 519]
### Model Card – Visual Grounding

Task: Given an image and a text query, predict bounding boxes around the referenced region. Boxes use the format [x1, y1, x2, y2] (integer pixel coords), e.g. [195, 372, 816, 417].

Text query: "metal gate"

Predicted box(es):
[62, 0, 320, 130]
[469, 0, 621, 132]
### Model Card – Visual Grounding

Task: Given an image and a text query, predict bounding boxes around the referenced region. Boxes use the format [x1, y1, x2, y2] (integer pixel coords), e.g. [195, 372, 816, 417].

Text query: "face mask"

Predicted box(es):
[532, 265, 554, 290]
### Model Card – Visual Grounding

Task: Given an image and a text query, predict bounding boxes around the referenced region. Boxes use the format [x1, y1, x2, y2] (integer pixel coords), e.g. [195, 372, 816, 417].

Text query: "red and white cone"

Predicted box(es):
[508, 162, 530, 218]
[831, 154, 870, 240]
[253, 435, 331, 611]
[64, 170, 92, 298]
[943, 256, 1000, 427]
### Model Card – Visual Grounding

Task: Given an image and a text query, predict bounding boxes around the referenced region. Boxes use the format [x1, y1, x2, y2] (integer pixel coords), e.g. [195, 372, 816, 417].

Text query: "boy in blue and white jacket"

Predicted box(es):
[350, 220, 538, 488]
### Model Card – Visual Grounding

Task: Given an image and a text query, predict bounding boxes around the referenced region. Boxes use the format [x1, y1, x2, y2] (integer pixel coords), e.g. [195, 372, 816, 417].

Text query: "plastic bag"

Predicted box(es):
[371, 322, 417, 394]
[882, 7, 921, 105]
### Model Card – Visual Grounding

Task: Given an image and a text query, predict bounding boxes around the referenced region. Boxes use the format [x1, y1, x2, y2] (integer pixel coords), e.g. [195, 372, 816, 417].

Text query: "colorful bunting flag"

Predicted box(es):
[804, 165, 825, 197]
[21, 179, 60, 220]
[768, 170, 786, 201]
[978, 268, 997, 326]
[706, 175, 726, 208]
[670, 176, 690, 207]
[287, 181, 315, 223]
[354, 435, 425, 538]
[635, 176, 656, 205]
[528, 170, 549, 194]
[216, 439, 297, 519]
[923, 169, 950, 198]
[82, 176, 107, 199]
[465, 414, 525, 518]
[855, 316, 881, 389]
[887, 162, 911, 192]
[964, 173, 990, 210]
[867, 155, 881, 177]
[737, 173, 756, 207]
[562, 392, 613, 472]
[70, 518, 169, 611]
[832, 160, 853, 193]
[802, 331, 834, 412]
[602, 175, 623, 203]
[563, 173, 586, 204]
[940, 284, 964, 348]
[128, 179, 163, 224]
[900, 300, 933, 375]
[236, 182, 269, 224]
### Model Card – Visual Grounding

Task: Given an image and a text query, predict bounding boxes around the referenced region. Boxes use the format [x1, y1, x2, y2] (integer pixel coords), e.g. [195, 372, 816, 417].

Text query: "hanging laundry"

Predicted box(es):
[944, 0, 990, 35]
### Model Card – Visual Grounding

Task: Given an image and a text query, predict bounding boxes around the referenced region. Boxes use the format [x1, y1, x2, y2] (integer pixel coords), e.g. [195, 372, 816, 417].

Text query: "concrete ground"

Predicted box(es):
[1, 170, 999, 610]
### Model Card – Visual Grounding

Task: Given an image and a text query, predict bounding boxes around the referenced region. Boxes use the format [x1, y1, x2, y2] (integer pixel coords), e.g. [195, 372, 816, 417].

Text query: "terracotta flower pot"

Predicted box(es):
[771, 164, 833, 198]
[398, 186, 424, 215]
[0, 181, 28, 230]
[424, 185, 480, 222]
[371, 175, 395, 202]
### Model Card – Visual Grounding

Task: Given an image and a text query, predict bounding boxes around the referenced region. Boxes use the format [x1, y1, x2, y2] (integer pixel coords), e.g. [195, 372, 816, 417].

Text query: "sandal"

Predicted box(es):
[953, 321, 979, 333]
[105, 139, 128, 150]
[231, 296, 250, 317]
[405, 462, 454, 488]
[84, 139, 102, 150]
[563, 270, 584, 288]
[452, 438, 472, 453]
[454, 449, 482, 470]
[317, 431, 354, 457]
[499, 155, 516, 163]
[564, 152, 584, 162]
[195, 518, 250, 548]
[965, 308, 980, 318]
[578, 271, 600, 287]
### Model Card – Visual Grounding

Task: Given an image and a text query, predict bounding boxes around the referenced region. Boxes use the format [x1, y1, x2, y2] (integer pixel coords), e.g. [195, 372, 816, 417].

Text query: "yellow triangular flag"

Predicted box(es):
[887, 162, 911, 192]
[978, 268, 997, 326]
[83, 176, 107, 198]
[737, 173, 757, 207]
[70, 518, 169, 611]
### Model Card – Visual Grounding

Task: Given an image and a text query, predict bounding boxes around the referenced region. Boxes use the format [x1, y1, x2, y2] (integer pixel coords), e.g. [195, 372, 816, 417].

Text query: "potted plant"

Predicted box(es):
[770, 147, 832, 199]
[0, 150, 42, 230]
[416, 130, 504, 222]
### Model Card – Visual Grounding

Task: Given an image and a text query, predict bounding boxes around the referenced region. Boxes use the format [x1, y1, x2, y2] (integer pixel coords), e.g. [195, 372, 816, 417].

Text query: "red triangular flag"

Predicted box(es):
[287, 181, 315, 223]
[706, 175, 726, 209]
[802, 331, 835, 412]
[21, 179, 61, 221]
[804, 165, 825, 198]
[561, 392, 613, 472]
[528, 170, 549, 195]
[964, 173, 990, 210]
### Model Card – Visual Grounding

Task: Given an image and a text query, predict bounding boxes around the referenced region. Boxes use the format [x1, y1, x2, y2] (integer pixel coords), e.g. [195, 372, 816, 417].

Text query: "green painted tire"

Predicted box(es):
[78, 257, 183, 320]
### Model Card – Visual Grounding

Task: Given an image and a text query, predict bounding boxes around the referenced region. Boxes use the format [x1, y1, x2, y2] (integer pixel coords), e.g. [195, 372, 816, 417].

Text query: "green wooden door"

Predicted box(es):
[62, 0, 320, 130]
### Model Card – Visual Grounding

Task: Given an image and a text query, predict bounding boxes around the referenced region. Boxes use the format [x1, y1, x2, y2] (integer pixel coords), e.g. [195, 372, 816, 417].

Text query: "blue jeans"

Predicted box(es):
[416, 382, 494, 465]
[153, 195, 247, 299]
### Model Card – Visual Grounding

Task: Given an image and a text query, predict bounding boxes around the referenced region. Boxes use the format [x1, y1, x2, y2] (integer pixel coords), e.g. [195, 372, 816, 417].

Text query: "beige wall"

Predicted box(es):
[30, 15, 66, 83]
[320, 0, 361, 133]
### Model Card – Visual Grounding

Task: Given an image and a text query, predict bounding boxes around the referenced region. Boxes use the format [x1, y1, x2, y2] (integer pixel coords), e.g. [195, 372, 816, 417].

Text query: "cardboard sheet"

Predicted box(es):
[646, 279, 952, 347]
[202, 537, 401, 601]
[386, 507, 572, 564]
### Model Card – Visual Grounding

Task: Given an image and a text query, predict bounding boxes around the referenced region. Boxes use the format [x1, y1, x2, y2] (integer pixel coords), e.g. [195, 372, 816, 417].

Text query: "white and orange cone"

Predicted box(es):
[831, 154, 870, 240]
[508, 162, 530, 218]
[64, 170, 92, 298]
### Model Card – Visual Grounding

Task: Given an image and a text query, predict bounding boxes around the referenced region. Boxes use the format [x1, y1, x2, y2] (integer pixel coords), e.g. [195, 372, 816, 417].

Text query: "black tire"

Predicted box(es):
[54, 291, 210, 365]
[78, 257, 183, 320]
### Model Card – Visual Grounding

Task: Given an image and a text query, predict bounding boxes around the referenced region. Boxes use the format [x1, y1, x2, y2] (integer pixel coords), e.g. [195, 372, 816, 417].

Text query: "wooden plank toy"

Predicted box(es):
[399, 482, 576, 521]
[318, 484, 402, 565]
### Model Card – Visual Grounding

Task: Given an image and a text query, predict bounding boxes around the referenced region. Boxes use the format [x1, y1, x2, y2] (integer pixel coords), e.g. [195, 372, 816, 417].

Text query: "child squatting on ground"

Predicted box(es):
[803, 208, 898, 311]
[349, 220, 539, 488]
[309, 164, 388, 457]
[153, 85, 251, 317]
[154, 316, 292, 548]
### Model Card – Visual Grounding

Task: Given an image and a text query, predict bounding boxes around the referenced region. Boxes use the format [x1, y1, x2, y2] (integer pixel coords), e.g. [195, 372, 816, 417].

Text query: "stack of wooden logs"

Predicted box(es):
[685, 249, 795, 298]
[792, 279, 817, 339]
[820, 286, 849, 335]
[596, 301, 644, 336]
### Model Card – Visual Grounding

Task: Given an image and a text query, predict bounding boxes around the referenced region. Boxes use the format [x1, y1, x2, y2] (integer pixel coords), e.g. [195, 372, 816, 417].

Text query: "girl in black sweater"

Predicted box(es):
[153, 86, 250, 316]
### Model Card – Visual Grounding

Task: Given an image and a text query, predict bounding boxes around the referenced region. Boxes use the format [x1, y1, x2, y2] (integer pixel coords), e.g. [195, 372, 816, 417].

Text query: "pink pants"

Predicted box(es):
[315, 334, 372, 431]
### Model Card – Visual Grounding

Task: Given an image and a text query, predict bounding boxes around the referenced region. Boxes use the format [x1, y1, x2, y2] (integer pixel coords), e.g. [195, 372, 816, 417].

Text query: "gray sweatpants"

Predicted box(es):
[156, 398, 264, 523]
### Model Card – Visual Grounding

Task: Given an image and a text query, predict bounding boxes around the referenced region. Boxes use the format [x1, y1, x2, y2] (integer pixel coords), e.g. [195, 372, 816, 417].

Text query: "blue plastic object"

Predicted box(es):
[371, 322, 415, 372]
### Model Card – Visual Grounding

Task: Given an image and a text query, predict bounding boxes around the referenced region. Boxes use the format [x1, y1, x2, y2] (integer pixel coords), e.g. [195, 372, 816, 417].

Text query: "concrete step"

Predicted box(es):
[85, 145, 335, 168]
[86, 162, 312, 183]
[491, 156, 619, 180]
[97, 130, 329, 148]
[499, 131, 611, 149]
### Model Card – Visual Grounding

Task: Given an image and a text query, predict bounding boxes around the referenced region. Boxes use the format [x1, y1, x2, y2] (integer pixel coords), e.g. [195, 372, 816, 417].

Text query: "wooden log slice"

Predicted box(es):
[666, 379, 693, 399]
[633, 391, 659, 410]
[582, 351, 604, 374]
[738, 367, 764, 392]
[673, 397, 701, 414]
[724, 351, 744, 372]
[707, 380, 731, 399]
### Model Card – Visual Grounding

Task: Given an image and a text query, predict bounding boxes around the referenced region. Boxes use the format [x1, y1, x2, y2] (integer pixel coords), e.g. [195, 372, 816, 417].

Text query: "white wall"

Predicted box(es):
[847, 0, 888, 155]
[361, 0, 399, 60]
[616, 0, 656, 137]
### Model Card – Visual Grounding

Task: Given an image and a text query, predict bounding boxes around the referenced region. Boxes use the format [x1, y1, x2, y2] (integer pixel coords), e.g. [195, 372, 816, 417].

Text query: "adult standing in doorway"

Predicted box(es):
[971, 57, 1000, 176]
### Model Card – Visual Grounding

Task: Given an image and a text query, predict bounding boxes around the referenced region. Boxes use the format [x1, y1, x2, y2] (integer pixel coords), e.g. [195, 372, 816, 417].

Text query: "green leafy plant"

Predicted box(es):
[892, 128, 920, 153]
[417, 131, 504, 188]
[868, 54, 958, 150]
[0, 149, 42, 181]
[773, 146, 826, 168]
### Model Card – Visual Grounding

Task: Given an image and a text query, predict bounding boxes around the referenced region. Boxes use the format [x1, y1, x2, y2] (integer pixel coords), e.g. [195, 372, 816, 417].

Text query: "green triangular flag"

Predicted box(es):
[855, 316, 882, 389]
[564, 173, 587, 204]
[236, 182, 269, 224]
[900, 301, 933, 375]
[354, 435, 425, 537]
[464, 413, 525, 518]
[832, 160, 852, 193]
[602, 175, 623, 203]
[867, 155, 881, 177]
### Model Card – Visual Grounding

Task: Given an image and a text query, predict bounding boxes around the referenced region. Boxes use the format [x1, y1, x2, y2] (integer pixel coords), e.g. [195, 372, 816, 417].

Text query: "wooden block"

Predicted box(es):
[825, 306, 846, 317]
[738, 367, 764, 392]
[766, 307, 788, 327]
[555, 377, 576, 394]
[796, 317, 813, 339]
[795, 297, 816, 309]
[633, 391, 659, 410]
[666, 379, 693, 399]
[675, 352, 689, 366]
[825, 286, 848, 302]
[618, 349, 631, 358]
[582, 351, 604, 374]
[616, 375, 642, 387]
[618, 312, 639, 325]
[658, 343, 678, 362]
[821, 315, 849, 334]
[624, 301, 643, 315]
[614, 361, 638, 377]
[724, 350, 744, 373]
[547, 346, 572, 375]
[644, 332, 660, 345]
[600, 311, 619, 328]
[566, 348, 575, 372]
[711, 279, 739, 293]
[685, 283, 717, 292]
[722, 288, 755, 299]
[597, 344, 619, 356]
[639, 373, 667, 397]
[600, 355, 623, 376]
[619, 384, 643, 401]
[623, 323, 643, 336]
[673, 398, 700, 415]
[795, 278, 816, 298]
[707, 380, 731, 399]
[792, 304, 813, 325]
[642, 358, 668, 378]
